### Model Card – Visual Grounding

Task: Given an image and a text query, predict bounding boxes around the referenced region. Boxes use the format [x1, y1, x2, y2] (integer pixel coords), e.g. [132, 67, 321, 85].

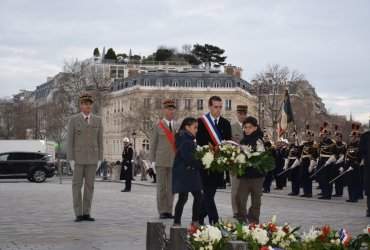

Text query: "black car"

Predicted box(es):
[0, 152, 55, 183]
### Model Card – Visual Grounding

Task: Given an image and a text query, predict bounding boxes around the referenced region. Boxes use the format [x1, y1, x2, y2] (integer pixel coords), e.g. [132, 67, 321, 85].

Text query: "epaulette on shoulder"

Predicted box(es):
[300, 141, 305, 146]
[313, 141, 318, 149]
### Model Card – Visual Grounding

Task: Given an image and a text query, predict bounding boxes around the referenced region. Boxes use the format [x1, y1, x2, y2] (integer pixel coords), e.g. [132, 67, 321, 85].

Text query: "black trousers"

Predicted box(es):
[174, 191, 202, 224]
[199, 187, 218, 225]
[125, 179, 131, 191]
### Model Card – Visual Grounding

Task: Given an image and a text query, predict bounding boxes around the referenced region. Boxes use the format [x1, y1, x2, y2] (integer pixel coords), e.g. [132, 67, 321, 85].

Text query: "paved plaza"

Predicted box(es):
[0, 176, 368, 250]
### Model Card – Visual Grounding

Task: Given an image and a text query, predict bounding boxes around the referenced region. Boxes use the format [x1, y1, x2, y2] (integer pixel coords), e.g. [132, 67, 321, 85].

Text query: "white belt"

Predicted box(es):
[301, 155, 311, 158]
[320, 154, 332, 157]
[288, 157, 297, 160]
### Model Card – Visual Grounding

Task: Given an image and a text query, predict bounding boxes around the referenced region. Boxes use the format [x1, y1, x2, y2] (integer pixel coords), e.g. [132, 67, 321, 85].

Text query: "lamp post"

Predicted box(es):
[131, 130, 137, 149]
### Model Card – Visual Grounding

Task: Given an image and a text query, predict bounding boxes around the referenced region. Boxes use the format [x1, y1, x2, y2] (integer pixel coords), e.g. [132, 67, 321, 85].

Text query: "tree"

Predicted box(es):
[105, 48, 117, 60]
[155, 47, 175, 61]
[252, 64, 306, 140]
[191, 43, 227, 66]
[131, 55, 141, 61]
[93, 48, 100, 57]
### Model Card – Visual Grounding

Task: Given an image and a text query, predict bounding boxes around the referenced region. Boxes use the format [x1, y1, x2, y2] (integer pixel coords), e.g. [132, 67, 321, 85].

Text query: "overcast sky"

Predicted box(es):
[0, 0, 369, 124]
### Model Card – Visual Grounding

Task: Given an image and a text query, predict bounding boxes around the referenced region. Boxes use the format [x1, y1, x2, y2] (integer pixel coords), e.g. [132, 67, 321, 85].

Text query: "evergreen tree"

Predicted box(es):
[93, 48, 100, 57]
[105, 48, 117, 60]
[191, 44, 227, 65]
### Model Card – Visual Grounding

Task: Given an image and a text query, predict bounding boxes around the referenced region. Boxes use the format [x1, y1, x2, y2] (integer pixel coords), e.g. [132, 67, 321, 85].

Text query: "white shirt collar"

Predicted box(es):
[209, 114, 219, 123]
[163, 118, 172, 126]
[237, 120, 243, 128]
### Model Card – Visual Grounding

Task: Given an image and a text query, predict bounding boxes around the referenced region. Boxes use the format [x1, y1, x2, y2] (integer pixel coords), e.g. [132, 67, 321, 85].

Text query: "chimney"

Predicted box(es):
[205, 62, 210, 74]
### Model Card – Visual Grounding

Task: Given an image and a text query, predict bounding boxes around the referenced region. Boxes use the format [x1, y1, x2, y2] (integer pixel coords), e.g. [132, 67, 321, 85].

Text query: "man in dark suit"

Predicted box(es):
[67, 93, 103, 222]
[197, 96, 231, 225]
[359, 130, 370, 217]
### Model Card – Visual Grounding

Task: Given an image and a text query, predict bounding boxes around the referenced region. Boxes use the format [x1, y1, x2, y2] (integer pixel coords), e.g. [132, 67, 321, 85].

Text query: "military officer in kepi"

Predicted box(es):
[67, 93, 103, 222]
[120, 137, 134, 192]
[284, 130, 302, 196]
[230, 104, 248, 217]
[298, 125, 319, 198]
[332, 126, 347, 197]
[315, 122, 337, 200]
[340, 124, 362, 203]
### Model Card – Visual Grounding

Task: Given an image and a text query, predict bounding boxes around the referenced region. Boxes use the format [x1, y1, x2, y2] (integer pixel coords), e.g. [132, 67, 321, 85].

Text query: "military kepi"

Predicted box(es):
[162, 99, 176, 109]
[236, 104, 248, 113]
[80, 93, 94, 103]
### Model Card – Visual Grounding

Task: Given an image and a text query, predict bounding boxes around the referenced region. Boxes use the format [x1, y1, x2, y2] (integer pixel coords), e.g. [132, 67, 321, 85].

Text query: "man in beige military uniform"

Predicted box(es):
[149, 100, 178, 219]
[230, 105, 248, 217]
[67, 93, 103, 222]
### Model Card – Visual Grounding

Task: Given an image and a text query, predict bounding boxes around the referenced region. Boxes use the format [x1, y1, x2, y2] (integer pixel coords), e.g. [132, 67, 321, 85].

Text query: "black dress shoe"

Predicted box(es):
[346, 200, 358, 203]
[159, 213, 167, 219]
[300, 194, 312, 198]
[288, 192, 298, 196]
[263, 190, 270, 193]
[317, 193, 323, 196]
[332, 194, 342, 197]
[83, 215, 95, 221]
[274, 187, 283, 190]
[318, 196, 331, 200]
[121, 189, 130, 192]
[74, 215, 83, 222]
[165, 213, 175, 219]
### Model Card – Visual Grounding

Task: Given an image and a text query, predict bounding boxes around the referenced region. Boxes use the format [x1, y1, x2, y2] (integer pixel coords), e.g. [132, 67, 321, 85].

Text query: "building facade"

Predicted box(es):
[102, 70, 257, 161]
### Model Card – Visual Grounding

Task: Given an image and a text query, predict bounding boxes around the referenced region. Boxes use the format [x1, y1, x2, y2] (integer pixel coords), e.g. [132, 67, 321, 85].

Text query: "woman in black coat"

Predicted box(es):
[120, 138, 133, 192]
[172, 117, 203, 226]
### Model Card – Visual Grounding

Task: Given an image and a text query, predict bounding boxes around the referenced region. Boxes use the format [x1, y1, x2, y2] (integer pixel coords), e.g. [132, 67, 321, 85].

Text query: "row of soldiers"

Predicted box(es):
[263, 123, 364, 202]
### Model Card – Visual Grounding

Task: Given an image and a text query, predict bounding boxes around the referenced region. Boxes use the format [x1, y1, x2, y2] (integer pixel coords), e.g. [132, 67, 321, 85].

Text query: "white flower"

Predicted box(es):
[202, 152, 214, 169]
[271, 215, 276, 225]
[235, 154, 246, 163]
[206, 225, 222, 243]
[251, 227, 269, 245]
[241, 145, 252, 158]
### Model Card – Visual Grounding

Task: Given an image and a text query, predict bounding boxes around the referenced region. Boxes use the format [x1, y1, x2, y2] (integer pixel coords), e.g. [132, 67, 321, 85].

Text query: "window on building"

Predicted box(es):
[185, 79, 192, 87]
[172, 79, 179, 87]
[144, 98, 150, 109]
[143, 78, 150, 86]
[196, 79, 204, 87]
[225, 80, 232, 88]
[142, 139, 149, 151]
[197, 99, 203, 110]
[156, 98, 162, 110]
[225, 99, 232, 111]
[156, 79, 163, 87]
[213, 80, 220, 88]
[185, 98, 191, 110]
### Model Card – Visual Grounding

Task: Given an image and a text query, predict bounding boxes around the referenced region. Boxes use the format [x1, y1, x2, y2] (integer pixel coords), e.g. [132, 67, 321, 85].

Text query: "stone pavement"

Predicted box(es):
[0, 176, 369, 250]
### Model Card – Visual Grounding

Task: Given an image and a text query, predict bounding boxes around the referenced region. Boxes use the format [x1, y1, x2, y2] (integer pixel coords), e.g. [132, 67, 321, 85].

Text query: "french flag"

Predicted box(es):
[339, 228, 351, 246]
[278, 89, 294, 137]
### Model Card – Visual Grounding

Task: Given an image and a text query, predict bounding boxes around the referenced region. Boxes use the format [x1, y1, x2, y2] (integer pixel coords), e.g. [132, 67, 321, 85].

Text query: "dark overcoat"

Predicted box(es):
[359, 131, 370, 195]
[196, 115, 232, 189]
[172, 131, 203, 194]
[120, 145, 133, 181]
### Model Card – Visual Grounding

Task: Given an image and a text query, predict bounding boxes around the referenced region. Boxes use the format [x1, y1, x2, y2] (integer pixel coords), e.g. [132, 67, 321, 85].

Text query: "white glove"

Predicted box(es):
[308, 160, 317, 173]
[69, 160, 75, 171]
[283, 159, 289, 170]
[291, 159, 301, 169]
[325, 155, 337, 166]
[151, 162, 156, 174]
[336, 155, 344, 164]
[124, 165, 127, 171]
[347, 166, 354, 171]
[360, 159, 364, 166]
[97, 160, 102, 171]
[339, 167, 344, 173]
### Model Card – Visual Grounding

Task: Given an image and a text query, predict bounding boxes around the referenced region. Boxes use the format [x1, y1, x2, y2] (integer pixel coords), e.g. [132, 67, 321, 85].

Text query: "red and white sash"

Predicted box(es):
[200, 113, 222, 146]
[158, 120, 176, 154]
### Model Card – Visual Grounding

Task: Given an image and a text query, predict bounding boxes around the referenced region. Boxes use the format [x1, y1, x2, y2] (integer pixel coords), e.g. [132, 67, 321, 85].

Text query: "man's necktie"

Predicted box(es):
[169, 122, 172, 132]
[85, 117, 89, 123]
[214, 119, 218, 126]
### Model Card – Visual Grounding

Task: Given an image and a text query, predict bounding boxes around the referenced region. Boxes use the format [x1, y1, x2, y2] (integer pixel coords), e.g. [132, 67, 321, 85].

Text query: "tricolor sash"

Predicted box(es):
[200, 113, 222, 145]
[158, 120, 176, 154]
